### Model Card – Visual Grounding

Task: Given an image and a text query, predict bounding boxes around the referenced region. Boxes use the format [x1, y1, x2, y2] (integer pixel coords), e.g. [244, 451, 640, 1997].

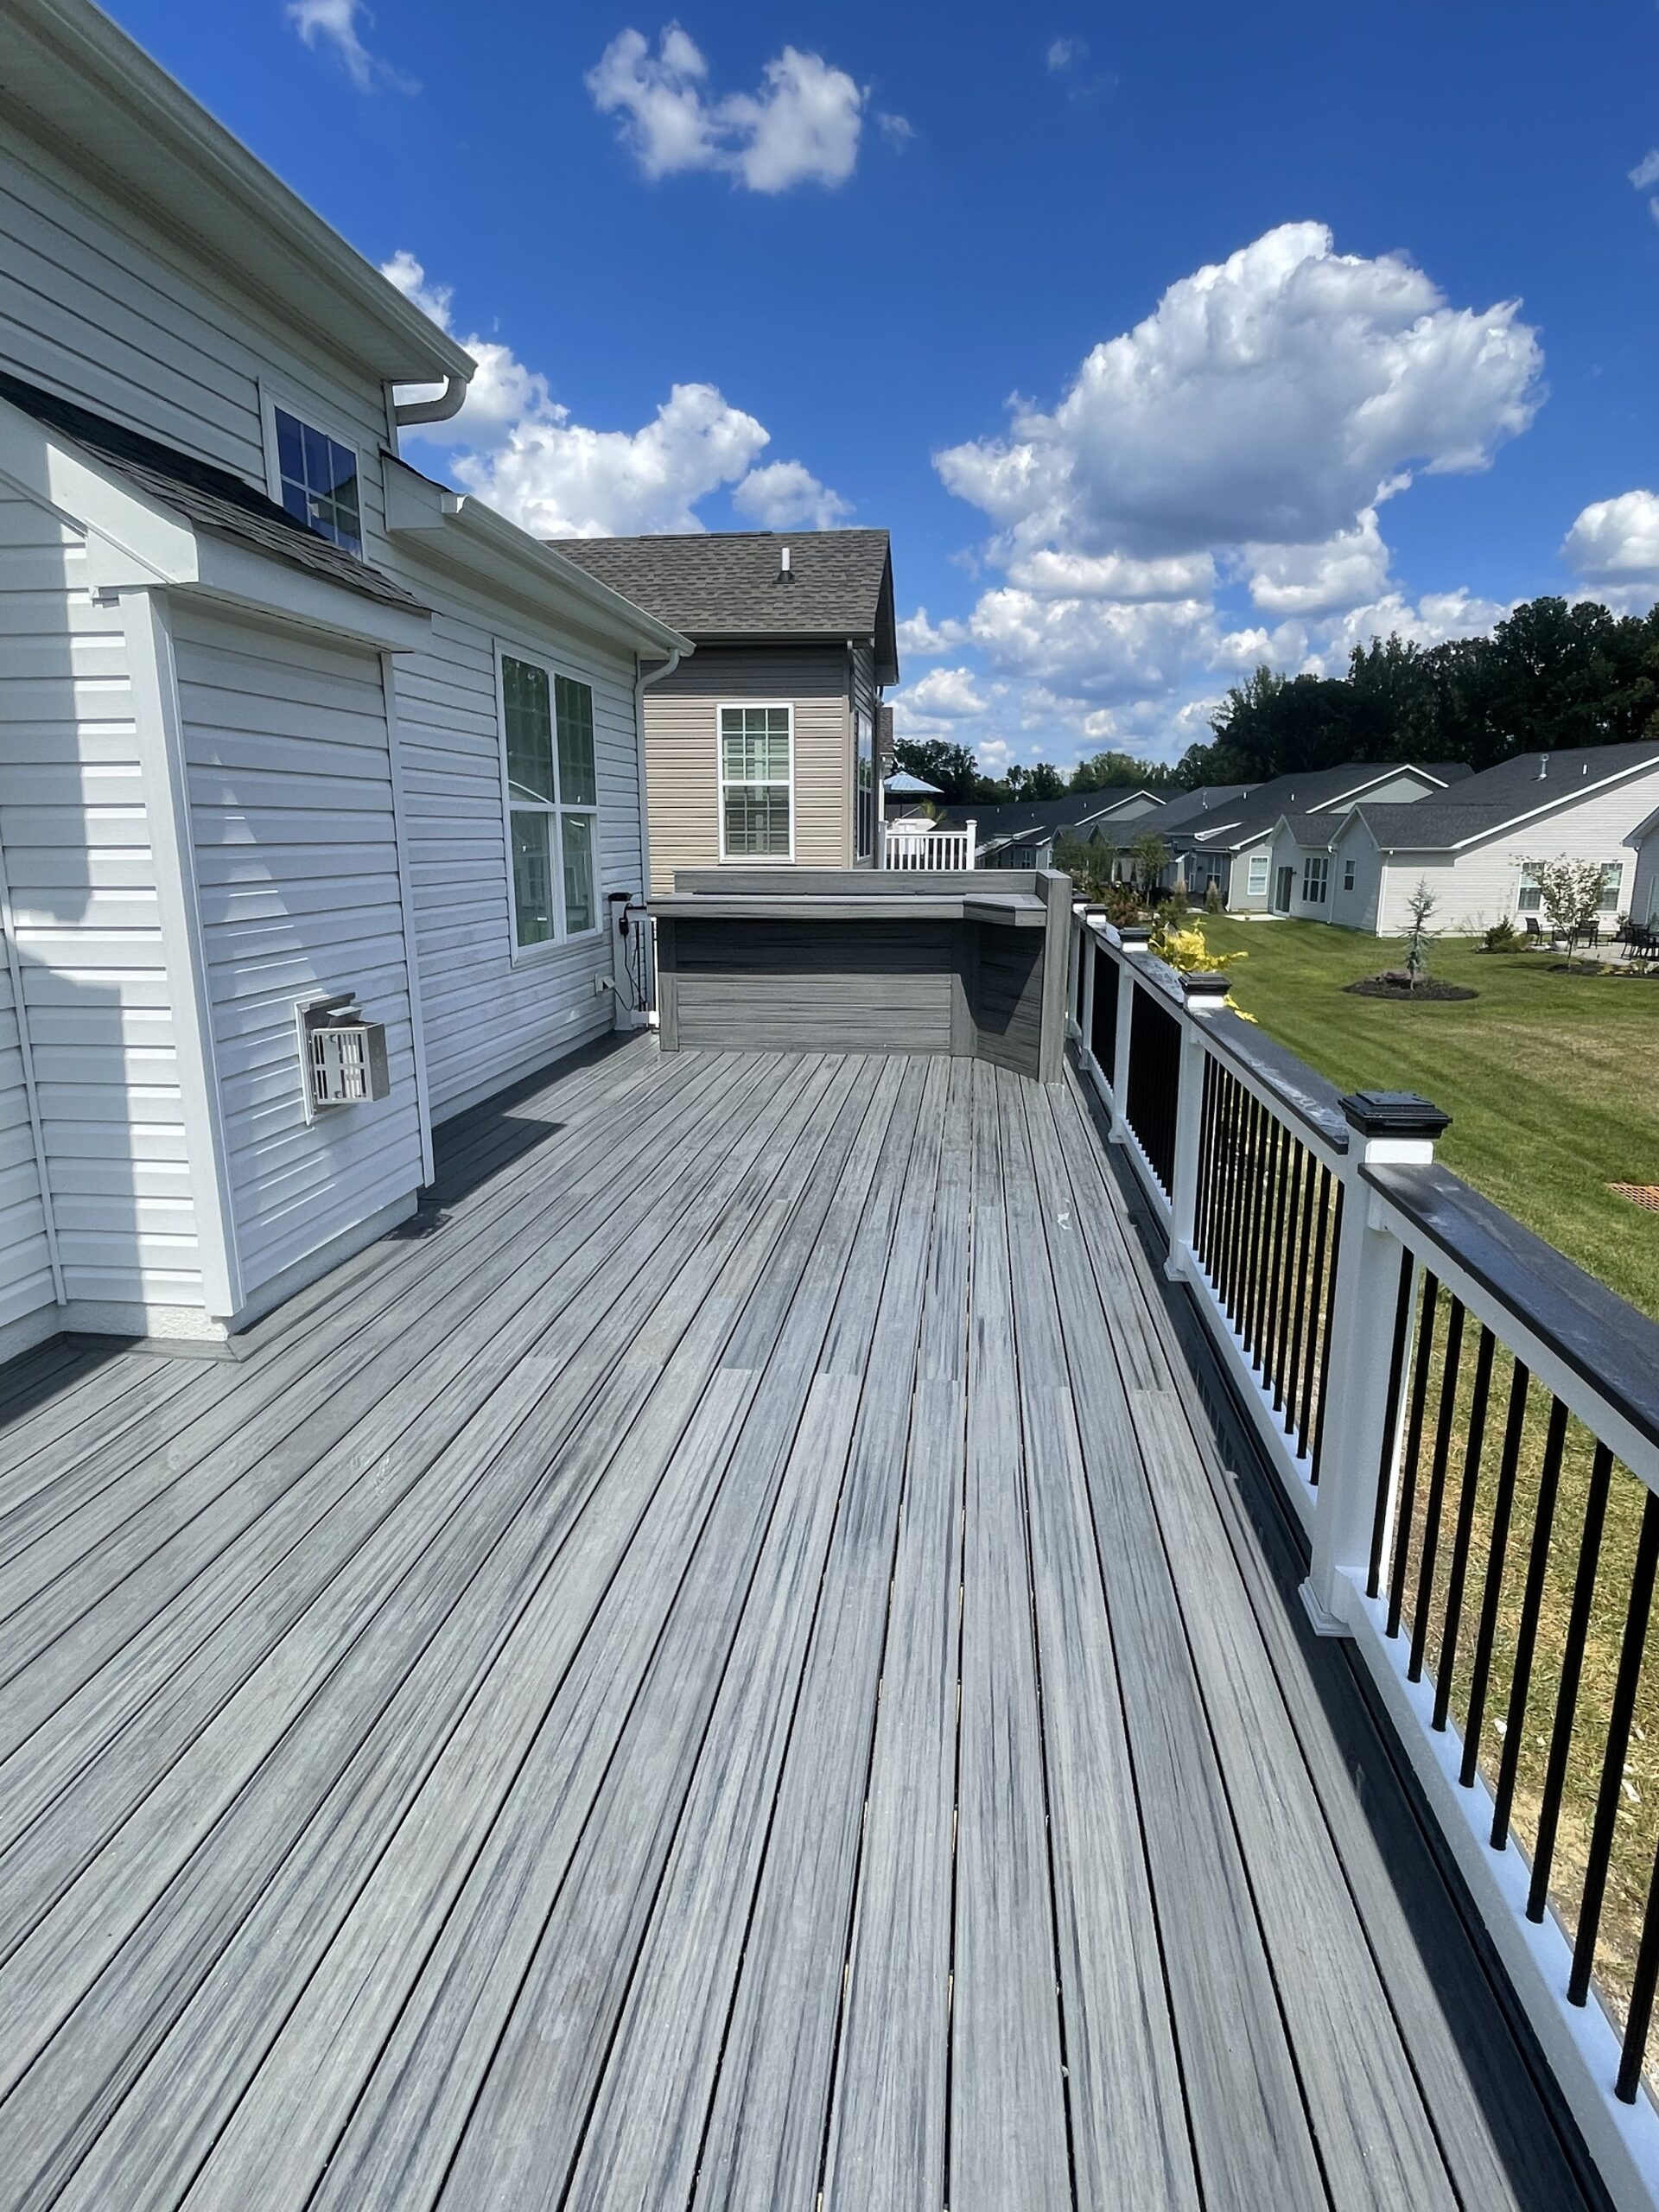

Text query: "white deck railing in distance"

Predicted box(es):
[880, 819, 976, 870]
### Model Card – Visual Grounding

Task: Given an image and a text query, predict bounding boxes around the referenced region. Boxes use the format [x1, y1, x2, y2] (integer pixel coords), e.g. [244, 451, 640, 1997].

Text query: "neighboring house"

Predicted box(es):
[1096, 784, 1259, 888]
[947, 787, 1168, 870]
[1274, 742, 1659, 934]
[1630, 804, 1659, 926]
[1169, 762, 1470, 913]
[556, 531, 898, 892]
[0, 0, 687, 1360]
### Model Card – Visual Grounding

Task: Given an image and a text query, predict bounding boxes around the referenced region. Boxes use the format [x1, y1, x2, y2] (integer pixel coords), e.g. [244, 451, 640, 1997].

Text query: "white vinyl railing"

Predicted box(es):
[880, 819, 976, 870]
[1070, 899, 1659, 2212]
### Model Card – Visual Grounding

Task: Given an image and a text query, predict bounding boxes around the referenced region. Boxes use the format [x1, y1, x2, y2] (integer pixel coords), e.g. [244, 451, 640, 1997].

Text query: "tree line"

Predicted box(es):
[893, 594, 1659, 805]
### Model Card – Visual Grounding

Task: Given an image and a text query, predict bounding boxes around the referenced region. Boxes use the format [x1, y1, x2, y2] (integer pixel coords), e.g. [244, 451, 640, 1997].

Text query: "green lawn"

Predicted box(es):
[1194, 916, 1659, 1322]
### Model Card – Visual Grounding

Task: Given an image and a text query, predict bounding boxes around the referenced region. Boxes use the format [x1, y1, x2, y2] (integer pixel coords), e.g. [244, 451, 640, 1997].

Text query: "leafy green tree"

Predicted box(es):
[890, 738, 987, 804]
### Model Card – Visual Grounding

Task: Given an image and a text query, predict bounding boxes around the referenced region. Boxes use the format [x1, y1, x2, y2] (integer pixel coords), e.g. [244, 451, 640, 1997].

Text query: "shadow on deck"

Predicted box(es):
[0, 1037, 1609, 2209]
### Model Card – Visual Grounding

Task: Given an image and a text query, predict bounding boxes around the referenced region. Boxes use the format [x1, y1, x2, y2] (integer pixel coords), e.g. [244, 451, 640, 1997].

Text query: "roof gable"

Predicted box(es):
[553, 530, 898, 682]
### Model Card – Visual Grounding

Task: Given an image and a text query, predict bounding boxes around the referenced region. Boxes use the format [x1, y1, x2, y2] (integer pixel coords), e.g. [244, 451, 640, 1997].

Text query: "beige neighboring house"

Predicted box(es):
[556, 531, 899, 892]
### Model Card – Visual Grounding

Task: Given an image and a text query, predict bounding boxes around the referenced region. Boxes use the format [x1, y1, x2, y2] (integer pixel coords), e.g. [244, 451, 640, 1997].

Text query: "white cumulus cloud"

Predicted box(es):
[286, 0, 415, 92]
[1243, 508, 1390, 616]
[968, 588, 1217, 703]
[896, 607, 969, 657]
[936, 222, 1542, 560]
[385, 253, 849, 538]
[457, 384, 770, 538]
[732, 460, 851, 529]
[587, 28, 878, 192]
[1562, 490, 1659, 610]
[899, 666, 988, 721]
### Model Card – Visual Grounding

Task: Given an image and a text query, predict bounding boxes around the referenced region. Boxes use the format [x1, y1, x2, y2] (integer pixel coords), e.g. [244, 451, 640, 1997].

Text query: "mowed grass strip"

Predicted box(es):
[1199, 917, 1659, 1324]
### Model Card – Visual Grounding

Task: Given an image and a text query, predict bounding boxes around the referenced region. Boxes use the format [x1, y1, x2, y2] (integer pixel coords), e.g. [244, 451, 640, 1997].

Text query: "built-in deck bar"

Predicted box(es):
[1071, 900, 1659, 2212]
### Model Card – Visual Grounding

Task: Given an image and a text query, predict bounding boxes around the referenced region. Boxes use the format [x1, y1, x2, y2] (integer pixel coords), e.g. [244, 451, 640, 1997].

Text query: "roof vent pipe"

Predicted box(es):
[779, 543, 791, 582]
[1538, 753, 1549, 779]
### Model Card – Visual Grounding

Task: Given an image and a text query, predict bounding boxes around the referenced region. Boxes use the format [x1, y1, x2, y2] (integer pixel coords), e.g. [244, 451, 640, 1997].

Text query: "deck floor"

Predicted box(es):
[0, 1039, 1605, 2210]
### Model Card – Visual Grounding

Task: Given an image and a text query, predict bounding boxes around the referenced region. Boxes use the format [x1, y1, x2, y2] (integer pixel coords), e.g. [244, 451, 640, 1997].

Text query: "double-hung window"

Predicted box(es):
[1516, 863, 1543, 914]
[1302, 855, 1329, 905]
[720, 706, 792, 859]
[1247, 853, 1269, 898]
[1599, 861, 1624, 912]
[854, 709, 875, 862]
[502, 653, 599, 951]
[269, 402, 362, 555]
[1342, 856, 1357, 892]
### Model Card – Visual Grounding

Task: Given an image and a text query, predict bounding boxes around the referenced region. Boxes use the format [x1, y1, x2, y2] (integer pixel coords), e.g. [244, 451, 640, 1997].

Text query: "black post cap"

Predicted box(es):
[1339, 1090, 1452, 1140]
[1180, 971, 1230, 1001]
[1117, 924, 1153, 946]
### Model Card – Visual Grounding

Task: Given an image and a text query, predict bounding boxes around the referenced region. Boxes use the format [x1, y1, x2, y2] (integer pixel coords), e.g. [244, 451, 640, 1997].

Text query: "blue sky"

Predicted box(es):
[103, 0, 1659, 770]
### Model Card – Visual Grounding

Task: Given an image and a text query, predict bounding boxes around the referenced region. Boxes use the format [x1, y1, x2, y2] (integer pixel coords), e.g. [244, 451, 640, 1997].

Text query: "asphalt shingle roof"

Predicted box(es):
[0, 368, 421, 612]
[1178, 761, 1469, 851]
[553, 529, 898, 681]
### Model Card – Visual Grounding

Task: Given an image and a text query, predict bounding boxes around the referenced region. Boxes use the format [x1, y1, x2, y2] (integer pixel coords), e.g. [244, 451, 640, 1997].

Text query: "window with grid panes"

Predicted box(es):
[720, 705, 792, 858]
[502, 655, 599, 949]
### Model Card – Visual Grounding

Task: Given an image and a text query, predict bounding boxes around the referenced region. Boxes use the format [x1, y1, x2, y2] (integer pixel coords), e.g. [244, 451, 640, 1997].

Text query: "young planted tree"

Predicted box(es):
[1533, 857, 1608, 950]
[1128, 829, 1172, 898]
[1401, 877, 1440, 986]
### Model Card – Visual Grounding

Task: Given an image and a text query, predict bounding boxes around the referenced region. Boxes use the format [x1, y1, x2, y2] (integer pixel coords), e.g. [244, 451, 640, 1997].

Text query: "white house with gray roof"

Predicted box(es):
[556, 531, 898, 890]
[1167, 761, 1468, 912]
[1268, 742, 1659, 933]
[0, 0, 688, 1358]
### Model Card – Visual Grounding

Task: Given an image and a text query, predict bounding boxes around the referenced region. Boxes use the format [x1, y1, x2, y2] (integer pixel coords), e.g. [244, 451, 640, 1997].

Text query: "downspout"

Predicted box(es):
[628, 648, 683, 1028]
[393, 374, 469, 430]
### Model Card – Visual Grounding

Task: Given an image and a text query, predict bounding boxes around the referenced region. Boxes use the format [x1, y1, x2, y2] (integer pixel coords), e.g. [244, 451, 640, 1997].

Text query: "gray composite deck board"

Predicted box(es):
[0, 1037, 1604, 2212]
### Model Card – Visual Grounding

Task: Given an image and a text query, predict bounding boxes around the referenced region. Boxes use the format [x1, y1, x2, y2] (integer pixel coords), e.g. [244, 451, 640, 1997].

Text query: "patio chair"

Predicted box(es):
[1522, 915, 1545, 942]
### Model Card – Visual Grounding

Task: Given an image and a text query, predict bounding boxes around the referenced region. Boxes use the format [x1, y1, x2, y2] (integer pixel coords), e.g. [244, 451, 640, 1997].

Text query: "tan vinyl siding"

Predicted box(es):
[0, 480, 200, 1323]
[643, 644, 852, 892]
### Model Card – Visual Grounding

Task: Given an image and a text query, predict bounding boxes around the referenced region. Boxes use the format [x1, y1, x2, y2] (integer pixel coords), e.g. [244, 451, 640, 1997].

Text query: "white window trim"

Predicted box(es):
[257, 380, 366, 556]
[1246, 853, 1270, 896]
[717, 700, 796, 864]
[494, 639, 604, 963]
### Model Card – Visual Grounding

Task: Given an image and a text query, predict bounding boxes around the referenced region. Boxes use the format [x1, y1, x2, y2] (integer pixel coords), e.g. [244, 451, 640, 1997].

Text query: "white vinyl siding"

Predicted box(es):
[0, 130, 392, 553]
[0, 481, 201, 1323]
[387, 579, 645, 1121]
[171, 604, 423, 1299]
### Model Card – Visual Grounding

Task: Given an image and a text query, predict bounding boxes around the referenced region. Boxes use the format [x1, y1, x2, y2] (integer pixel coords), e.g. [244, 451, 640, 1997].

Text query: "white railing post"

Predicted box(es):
[1107, 925, 1148, 1144]
[1301, 1090, 1451, 1637]
[1164, 972, 1229, 1283]
[963, 818, 977, 869]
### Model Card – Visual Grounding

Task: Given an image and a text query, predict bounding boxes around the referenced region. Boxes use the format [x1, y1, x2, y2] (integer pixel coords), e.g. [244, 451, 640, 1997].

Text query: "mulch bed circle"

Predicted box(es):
[1344, 976, 1479, 1001]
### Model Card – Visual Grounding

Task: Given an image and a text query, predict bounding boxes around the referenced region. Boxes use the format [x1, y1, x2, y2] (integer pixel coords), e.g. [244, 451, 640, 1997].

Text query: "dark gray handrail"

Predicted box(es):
[1199, 1010, 1351, 1154]
[1365, 1161, 1659, 1456]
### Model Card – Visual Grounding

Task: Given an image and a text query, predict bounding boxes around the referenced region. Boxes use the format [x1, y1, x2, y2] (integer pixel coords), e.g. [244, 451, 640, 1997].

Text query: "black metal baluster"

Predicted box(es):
[1242, 1095, 1268, 1363]
[1433, 1324, 1496, 1731]
[1573, 1489, 1659, 2005]
[1618, 1844, 1659, 2099]
[1262, 1123, 1294, 1411]
[1283, 1145, 1317, 1446]
[1222, 1073, 1248, 1324]
[1490, 1395, 1569, 1847]
[1368, 1250, 1418, 1599]
[1460, 1358, 1530, 1787]
[1527, 1440, 1615, 1919]
[1265, 1115, 1292, 1389]
[1387, 1269, 1440, 1640]
[1308, 1182, 1344, 1483]
[1299, 1165, 1334, 1460]
[1408, 1296, 1466, 1682]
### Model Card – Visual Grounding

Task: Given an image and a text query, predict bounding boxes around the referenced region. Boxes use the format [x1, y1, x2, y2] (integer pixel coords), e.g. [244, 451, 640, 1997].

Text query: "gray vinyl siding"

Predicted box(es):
[386, 570, 645, 1121]
[643, 643, 853, 892]
[0, 130, 393, 555]
[1327, 827, 1384, 931]
[0, 480, 201, 1322]
[172, 603, 423, 1299]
